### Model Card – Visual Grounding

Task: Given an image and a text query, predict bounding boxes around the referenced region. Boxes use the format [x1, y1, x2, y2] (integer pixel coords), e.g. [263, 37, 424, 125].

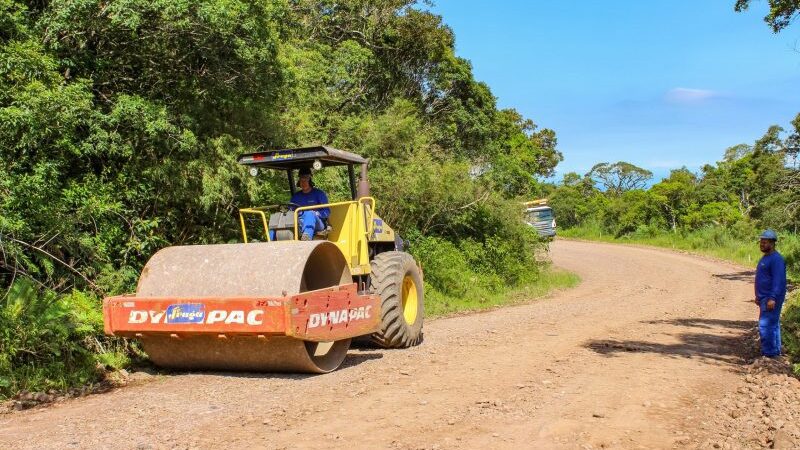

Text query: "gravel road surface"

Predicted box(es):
[1, 240, 798, 449]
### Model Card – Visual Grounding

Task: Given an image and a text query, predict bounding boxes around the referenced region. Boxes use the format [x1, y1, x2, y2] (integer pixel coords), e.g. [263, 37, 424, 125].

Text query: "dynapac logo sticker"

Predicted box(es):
[307, 306, 372, 329]
[128, 309, 264, 325]
[271, 150, 293, 160]
[165, 304, 205, 324]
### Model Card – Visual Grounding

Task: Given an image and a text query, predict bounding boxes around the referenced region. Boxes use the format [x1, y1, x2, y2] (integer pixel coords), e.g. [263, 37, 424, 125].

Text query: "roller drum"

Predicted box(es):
[136, 241, 352, 373]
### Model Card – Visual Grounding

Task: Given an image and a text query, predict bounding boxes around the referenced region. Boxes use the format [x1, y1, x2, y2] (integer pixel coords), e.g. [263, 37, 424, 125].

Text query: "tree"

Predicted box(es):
[604, 190, 660, 236]
[735, 0, 800, 32]
[1, 0, 561, 296]
[482, 109, 563, 198]
[587, 161, 653, 195]
[650, 169, 697, 232]
[723, 143, 752, 162]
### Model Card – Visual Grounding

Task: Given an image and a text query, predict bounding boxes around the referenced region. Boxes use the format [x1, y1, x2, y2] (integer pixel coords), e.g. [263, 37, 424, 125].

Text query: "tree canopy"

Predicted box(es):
[548, 114, 800, 237]
[0, 0, 562, 296]
[735, 0, 800, 32]
[587, 161, 653, 195]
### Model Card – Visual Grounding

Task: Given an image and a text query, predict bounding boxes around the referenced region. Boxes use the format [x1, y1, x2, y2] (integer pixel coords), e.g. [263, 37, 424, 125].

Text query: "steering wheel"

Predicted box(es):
[279, 202, 301, 213]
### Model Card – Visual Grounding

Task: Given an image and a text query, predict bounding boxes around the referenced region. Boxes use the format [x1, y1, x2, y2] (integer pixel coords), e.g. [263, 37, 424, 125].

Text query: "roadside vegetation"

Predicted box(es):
[0, 1, 564, 398]
[560, 223, 800, 275]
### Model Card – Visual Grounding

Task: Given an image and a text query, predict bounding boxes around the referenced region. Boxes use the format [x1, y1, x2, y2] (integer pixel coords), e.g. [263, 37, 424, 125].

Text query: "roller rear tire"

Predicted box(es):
[369, 251, 424, 348]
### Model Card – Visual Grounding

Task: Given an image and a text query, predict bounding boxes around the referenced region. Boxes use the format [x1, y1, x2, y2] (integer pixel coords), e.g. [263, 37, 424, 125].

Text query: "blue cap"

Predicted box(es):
[760, 229, 778, 241]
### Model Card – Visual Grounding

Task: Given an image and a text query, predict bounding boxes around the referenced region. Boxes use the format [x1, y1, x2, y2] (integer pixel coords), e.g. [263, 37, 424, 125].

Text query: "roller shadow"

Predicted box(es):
[339, 349, 385, 369]
[350, 334, 426, 349]
[584, 317, 759, 367]
[167, 350, 384, 380]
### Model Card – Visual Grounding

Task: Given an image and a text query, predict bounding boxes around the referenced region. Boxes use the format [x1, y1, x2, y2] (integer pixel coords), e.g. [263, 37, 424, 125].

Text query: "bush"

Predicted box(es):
[409, 235, 476, 298]
[408, 223, 546, 317]
[778, 234, 800, 281]
[782, 292, 800, 375]
[0, 280, 130, 398]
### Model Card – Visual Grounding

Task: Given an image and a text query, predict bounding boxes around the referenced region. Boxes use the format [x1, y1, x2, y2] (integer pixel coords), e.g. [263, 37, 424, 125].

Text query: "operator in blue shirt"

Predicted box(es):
[291, 167, 330, 241]
[754, 229, 787, 358]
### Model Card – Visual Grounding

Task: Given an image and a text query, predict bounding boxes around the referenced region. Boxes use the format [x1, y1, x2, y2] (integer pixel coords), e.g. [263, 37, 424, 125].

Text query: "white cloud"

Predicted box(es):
[664, 88, 719, 104]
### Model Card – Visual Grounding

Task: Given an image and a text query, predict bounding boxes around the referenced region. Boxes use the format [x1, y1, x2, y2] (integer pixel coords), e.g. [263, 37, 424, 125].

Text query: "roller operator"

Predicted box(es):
[291, 167, 331, 241]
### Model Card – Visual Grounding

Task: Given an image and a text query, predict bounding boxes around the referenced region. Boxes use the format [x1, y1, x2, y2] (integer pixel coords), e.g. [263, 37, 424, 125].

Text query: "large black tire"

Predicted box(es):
[369, 251, 424, 348]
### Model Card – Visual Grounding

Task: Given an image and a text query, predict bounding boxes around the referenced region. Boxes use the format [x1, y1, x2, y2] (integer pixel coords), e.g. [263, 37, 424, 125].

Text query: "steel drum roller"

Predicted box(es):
[135, 241, 352, 373]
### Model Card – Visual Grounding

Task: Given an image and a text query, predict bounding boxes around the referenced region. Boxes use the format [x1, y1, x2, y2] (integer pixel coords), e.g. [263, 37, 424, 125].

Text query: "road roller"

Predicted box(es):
[103, 146, 424, 373]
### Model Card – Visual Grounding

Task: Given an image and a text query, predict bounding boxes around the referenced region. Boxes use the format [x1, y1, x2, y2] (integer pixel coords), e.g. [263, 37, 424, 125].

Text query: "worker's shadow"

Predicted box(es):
[584, 318, 760, 370]
[712, 270, 795, 291]
[712, 270, 755, 282]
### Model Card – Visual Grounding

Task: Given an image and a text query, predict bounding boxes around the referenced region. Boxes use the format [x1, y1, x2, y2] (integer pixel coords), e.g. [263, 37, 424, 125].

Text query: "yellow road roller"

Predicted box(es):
[103, 146, 424, 373]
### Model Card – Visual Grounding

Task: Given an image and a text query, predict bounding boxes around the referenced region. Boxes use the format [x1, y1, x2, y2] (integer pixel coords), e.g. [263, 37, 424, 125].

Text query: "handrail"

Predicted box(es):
[291, 198, 378, 240]
[244, 198, 377, 242]
[360, 197, 376, 235]
[239, 208, 274, 243]
[293, 200, 358, 240]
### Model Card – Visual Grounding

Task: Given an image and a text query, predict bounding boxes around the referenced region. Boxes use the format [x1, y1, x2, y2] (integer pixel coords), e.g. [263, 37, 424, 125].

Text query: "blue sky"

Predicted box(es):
[430, 1, 800, 181]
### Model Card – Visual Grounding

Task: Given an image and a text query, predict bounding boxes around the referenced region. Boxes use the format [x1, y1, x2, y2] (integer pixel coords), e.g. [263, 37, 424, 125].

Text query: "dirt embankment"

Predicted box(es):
[1, 240, 798, 449]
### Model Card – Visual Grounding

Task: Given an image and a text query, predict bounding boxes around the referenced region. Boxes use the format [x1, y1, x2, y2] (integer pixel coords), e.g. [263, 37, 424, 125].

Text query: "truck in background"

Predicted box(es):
[523, 199, 556, 239]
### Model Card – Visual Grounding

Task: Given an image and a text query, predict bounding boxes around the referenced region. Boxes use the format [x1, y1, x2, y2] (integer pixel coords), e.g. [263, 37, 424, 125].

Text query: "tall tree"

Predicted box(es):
[587, 161, 653, 195]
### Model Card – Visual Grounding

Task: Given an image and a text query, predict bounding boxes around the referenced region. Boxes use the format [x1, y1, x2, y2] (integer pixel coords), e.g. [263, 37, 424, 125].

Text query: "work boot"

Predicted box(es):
[300, 233, 312, 241]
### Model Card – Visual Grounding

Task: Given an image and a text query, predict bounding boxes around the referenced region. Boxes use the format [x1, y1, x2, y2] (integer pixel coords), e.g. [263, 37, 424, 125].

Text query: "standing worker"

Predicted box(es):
[754, 229, 787, 358]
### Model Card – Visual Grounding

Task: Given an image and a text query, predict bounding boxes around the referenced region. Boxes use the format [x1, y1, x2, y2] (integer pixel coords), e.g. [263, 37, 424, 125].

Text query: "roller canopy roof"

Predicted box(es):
[237, 146, 367, 170]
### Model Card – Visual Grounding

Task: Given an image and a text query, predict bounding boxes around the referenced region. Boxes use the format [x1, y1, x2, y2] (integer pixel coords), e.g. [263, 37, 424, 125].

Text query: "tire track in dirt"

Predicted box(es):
[0, 240, 783, 449]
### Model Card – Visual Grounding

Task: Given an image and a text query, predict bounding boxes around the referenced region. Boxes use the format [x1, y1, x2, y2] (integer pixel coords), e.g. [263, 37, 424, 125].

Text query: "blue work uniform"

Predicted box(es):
[755, 251, 787, 357]
[290, 188, 330, 239]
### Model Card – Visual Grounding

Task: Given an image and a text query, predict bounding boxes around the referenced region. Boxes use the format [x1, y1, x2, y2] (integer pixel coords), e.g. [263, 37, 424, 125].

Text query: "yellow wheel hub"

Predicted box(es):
[401, 275, 418, 325]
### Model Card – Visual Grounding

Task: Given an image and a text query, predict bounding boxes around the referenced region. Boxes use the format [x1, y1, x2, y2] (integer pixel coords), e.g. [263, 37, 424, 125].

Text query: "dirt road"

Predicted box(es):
[2, 240, 798, 449]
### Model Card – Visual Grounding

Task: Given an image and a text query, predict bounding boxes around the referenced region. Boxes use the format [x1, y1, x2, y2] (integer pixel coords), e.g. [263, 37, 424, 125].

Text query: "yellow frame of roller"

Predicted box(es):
[236, 146, 403, 278]
[235, 145, 424, 351]
[239, 197, 377, 275]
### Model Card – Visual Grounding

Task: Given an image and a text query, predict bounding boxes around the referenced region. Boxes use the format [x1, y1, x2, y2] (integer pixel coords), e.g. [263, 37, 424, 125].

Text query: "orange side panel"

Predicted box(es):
[103, 296, 287, 336]
[103, 284, 381, 341]
[287, 287, 381, 341]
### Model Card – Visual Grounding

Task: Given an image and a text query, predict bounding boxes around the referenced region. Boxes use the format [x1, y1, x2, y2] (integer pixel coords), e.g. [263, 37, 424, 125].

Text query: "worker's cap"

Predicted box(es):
[298, 167, 312, 178]
[759, 229, 778, 241]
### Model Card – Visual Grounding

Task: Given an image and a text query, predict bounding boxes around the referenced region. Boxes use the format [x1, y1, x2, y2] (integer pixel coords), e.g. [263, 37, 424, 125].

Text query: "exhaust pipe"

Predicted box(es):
[358, 159, 371, 198]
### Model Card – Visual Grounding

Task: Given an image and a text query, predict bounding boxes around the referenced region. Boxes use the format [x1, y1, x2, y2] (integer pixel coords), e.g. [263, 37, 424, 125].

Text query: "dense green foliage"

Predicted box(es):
[0, 279, 132, 394]
[548, 116, 800, 259]
[0, 1, 561, 396]
[782, 294, 800, 374]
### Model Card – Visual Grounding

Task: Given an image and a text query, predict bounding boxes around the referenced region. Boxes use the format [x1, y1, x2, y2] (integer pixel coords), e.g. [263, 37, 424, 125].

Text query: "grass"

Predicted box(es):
[560, 224, 766, 270]
[424, 266, 580, 318]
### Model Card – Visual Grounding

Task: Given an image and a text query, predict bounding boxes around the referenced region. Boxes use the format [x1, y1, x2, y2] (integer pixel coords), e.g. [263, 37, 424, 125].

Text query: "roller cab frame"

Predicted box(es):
[236, 145, 401, 275]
